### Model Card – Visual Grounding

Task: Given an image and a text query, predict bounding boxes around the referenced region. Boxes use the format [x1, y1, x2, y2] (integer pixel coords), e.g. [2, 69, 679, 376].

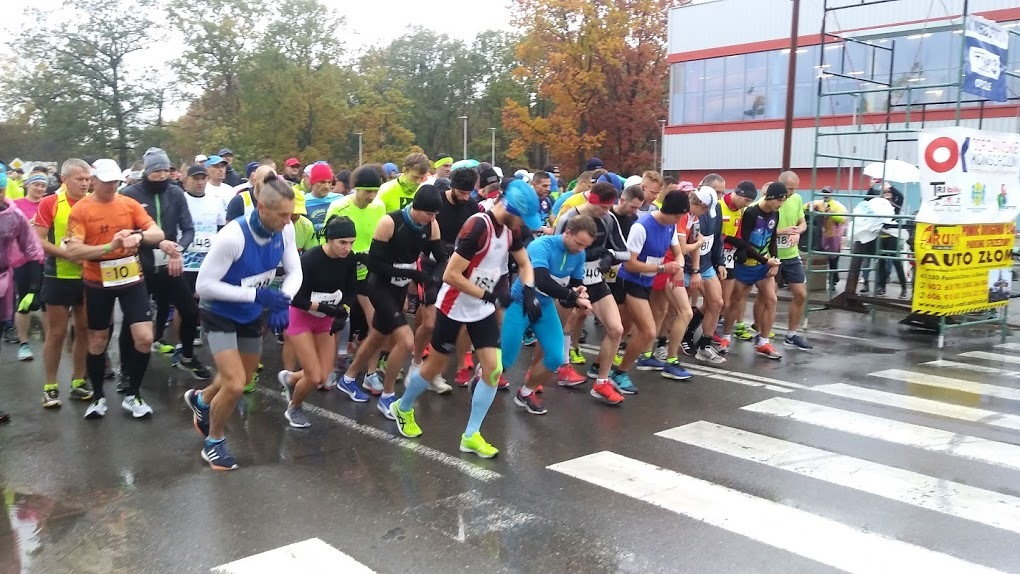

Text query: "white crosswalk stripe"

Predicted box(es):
[921, 359, 1020, 377]
[548, 452, 1007, 574]
[993, 343, 1020, 352]
[868, 368, 1020, 401]
[210, 538, 376, 574]
[959, 351, 1020, 365]
[656, 421, 1020, 535]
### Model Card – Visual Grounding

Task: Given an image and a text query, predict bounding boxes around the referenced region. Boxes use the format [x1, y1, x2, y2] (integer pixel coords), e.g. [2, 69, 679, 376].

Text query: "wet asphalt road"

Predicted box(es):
[2, 305, 1020, 574]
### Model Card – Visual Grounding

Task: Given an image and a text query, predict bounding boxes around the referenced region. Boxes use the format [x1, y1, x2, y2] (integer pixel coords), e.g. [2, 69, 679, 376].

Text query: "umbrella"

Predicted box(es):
[863, 159, 920, 183]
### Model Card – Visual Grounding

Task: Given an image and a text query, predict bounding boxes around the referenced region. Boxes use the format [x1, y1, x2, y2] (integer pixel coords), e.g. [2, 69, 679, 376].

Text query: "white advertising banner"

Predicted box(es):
[916, 127, 1020, 224]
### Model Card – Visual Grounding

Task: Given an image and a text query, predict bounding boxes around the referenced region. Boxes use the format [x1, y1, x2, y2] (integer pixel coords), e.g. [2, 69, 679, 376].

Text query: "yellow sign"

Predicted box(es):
[912, 223, 1015, 315]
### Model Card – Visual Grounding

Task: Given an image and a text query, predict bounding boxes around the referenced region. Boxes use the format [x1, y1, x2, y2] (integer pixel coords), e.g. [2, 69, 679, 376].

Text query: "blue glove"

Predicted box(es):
[268, 308, 289, 332]
[255, 288, 290, 312]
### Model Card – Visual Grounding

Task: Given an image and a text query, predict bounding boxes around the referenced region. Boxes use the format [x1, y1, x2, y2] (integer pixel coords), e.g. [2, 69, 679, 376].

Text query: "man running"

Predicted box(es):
[184, 173, 301, 470]
[65, 159, 165, 419]
[774, 171, 813, 351]
[717, 180, 758, 349]
[390, 178, 540, 457]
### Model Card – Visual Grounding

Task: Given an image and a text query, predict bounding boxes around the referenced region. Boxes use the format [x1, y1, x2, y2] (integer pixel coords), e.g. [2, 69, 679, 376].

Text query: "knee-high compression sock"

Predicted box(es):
[464, 379, 498, 437]
[396, 370, 429, 412]
[87, 353, 106, 399]
[127, 349, 151, 396]
[685, 307, 704, 341]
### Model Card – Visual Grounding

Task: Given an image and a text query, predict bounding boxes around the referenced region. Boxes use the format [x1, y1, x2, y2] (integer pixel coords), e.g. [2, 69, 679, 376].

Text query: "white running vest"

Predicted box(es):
[437, 213, 511, 322]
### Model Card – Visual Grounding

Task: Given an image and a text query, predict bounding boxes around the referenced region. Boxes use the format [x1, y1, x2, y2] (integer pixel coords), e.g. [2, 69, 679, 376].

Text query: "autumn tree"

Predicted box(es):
[503, 0, 669, 175]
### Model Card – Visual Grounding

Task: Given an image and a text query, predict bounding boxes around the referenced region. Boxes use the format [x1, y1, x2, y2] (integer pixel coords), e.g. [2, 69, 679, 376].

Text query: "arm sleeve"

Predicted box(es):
[368, 240, 419, 280]
[195, 223, 252, 302]
[278, 224, 302, 298]
[176, 192, 195, 250]
[225, 195, 244, 222]
[534, 267, 573, 299]
[606, 213, 629, 261]
[426, 221, 447, 270]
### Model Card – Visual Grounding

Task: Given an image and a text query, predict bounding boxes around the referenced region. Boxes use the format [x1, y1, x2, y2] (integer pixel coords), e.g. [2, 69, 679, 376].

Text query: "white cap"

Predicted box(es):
[695, 185, 717, 211]
[194, 154, 208, 164]
[624, 175, 642, 188]
[493, 166, 504, 179]
[92, 159, 125, 183]
[514, 169, 529, 179]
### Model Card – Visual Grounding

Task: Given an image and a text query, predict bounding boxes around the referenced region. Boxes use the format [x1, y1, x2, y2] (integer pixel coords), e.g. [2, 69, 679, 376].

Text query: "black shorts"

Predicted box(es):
[185, 271, 198, 293]
[780, 257, 806, 284]
[41, 277, 84, 307]
[83, 281, 152, 331]
[621, 278, 652, 301]
[349, 296, 369, 340]
[369, 280, 410, 335]
[431, 311, 500, 354]
[609, 280, 626, 304]
[585, 281, 612, 304]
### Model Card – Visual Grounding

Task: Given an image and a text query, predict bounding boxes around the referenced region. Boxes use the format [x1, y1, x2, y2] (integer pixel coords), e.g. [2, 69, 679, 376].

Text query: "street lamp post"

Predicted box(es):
[458, 115, 468, 160]
[354, 132, 363, 166]
[657, 119, 666, 173]
[651, 139, 659, 174]
[489, 127, 496, 165]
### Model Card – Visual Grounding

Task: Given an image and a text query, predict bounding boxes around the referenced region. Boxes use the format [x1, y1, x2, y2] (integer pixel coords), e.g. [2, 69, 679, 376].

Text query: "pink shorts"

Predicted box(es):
[286, 307, 333, 336]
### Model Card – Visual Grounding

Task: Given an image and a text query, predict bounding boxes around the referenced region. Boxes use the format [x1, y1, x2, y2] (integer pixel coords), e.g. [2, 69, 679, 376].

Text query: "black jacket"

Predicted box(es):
[224, 165, 243, 187]
[121, 180, 195, 273]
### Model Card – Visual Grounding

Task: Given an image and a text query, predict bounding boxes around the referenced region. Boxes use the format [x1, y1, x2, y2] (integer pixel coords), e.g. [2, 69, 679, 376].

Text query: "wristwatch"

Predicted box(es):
[657, 264, 665, 273]
[691, 268, 700, 274]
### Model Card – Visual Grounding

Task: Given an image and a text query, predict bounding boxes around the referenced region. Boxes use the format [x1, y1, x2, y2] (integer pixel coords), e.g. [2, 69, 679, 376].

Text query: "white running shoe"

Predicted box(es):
[695, 345, 727, 364]
[427, 374, 452, 394]
[121, 395, 153, 418]
[84, 397, 108, 419]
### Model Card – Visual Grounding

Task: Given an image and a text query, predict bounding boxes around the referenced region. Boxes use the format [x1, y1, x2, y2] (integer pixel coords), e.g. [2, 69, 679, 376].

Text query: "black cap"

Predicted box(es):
[187, 163, 208, 177]
[764, 182, 788, 200]
[218, 148, 234, 156]
[477, 165, 500, 188]
[734, 180, 757, 200]
[659, 190, 690, 215]
[412, 184, 443, 212]
[433, 177, 452, 193]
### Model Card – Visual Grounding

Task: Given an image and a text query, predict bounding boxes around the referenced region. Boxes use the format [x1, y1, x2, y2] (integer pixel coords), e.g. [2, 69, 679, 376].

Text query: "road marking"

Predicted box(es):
[210, 538, 375, 574]
[993, 343, 1020, 352]
[742, 398, 1020, 472]
[922, 360, 1020, 377]
[869, 369, 1020, 401]
[678, 362, 809, 390]
[658, 421, 1020, 535]
[960, 351, 1020, 365]
[254, 388, 501, 482]
[548, 451, 1005, 574]
[815, 383, 1020, 431]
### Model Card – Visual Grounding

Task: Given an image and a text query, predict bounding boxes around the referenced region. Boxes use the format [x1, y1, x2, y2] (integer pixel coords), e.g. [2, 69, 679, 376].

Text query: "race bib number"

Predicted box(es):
[391, 263, 415, 287]
[191, 224, 216, 253]
[309, 289, 342, 318]
[100, 256, 142, 287]
[240, 269, 275, 290]
[777, 234, 795, 249]
[582, 261, 603, 286]
[470, 268, 499, 292]
[699, 234, 714, 256]
[604, 264, 620, 284]
[724, 247, 736, 269]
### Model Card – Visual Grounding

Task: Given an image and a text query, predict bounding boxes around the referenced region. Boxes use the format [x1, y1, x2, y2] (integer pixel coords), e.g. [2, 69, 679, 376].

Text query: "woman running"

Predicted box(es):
[277, 216, 359, 428]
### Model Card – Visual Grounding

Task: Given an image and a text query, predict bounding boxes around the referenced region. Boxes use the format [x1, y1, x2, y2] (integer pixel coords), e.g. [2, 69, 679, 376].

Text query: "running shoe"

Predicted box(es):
[733, 322, 754, 341]
[104, 367, 117, 380]
[784, 334, 814, 351]
[175, 353, 212, 380]
[556, 365, 587, 387]
[285, 406, 311, 429]
[377, 394, 397, 420]
[0, 410, 8, 424]
[613, 353, 623, 366]
[712, 334, 730, 354]
[695, 345, 727, 364]
[586, 362, 601, 380]
[755, 342, 782, 360]
[427, 374, 452, 394]
[635, 353, 667, 371]
[679, 338, 696, 357]
[376, 353, 388, 373]
[751, 324, 776, 338]
[122, 395, 153, 418]
[497, 374, 509, 390]
[84, 397, 107, 419]
[455, 366, 473, 387]
[568, 347, 586, 365]
[362, 372, 384, 395]
[390, 401, 422, 437]
[184, 389, 210, 437]
[193, 337, 203, 348]
[3, 326, 18, 344]
[338, 375, 370, 403]
[590, 381, 624, 405]
[661, 359, 693, 380]
[42, 386, 60, 408]
[69, 378, 91, 398]
[201, 439, 238, 471]
[653, 345, 669, 361]
[578, 327, 589, 344]
[243, 372, 259, 393]
[278, 370, 295, 403]
[151, 340, 175, 354]
[522, 330, 537, 346]
[17, 343, 33, 361]
[460, 432, 498, 458]
[116, 374, 130, 394]
[322, 371, 338, 391]
[610, 369, 639, 394]
[513, 389, 547, 415]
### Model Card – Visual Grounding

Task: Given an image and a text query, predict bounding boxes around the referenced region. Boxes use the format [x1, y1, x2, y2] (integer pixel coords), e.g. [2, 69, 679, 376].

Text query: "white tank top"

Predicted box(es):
[436, 213, 511, 323]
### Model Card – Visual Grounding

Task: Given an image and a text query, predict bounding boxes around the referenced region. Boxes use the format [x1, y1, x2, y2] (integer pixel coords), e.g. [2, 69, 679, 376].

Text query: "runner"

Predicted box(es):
[11, 173, 48, 361]
[718, 180, 758, 348]
[65, 159, 165, 419]
[680, 186, 727, 364]
[183, 173, 301, 470]
[553, 182, 628, 405]
[277, 216, 358, 428]
[335, 185, 446, 418]
[612, 190, 690, 393]
[378, 153, 430, 212]
[390, 179, 540, 457]
[304, 162, 340, 231]
[773, 171, 813, 350]
[32, 159, 95, 408]
[202, 155, 235, 214]
[722, 182, 786, 359]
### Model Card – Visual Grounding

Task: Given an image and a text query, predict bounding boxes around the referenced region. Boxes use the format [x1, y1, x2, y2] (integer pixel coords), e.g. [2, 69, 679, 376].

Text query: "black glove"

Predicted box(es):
[316, 302, 342, 317]
[560, 289, 580, 308]
[329, 314, 348, 335]
[480, 289, 511, 309]
[597, 251, 616, 273]
[522, 285, 542, 323]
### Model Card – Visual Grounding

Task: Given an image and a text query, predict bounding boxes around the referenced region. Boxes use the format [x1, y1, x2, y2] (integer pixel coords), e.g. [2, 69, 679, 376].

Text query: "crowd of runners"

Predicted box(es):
[0, 149, 838, 470]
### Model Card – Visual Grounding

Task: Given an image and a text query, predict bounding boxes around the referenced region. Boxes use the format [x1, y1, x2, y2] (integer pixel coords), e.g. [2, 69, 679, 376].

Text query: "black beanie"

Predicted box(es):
[659, 189, 690, 215]
[412, 184, 443, 212]
[353, 167, 382, 190]
[324, 215, 356, 240]
[735, 180, 758, 200]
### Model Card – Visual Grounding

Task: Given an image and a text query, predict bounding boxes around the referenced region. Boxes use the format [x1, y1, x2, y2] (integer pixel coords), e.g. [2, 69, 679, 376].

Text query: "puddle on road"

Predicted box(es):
[0, 488, 86, 574]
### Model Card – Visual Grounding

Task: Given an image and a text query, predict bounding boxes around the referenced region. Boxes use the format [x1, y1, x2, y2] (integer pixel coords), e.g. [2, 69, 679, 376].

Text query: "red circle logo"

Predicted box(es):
[924, 137, 959, 173]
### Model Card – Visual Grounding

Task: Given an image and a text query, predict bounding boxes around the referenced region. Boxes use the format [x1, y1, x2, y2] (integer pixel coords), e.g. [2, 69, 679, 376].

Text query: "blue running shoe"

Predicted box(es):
[377, 394, 397, 420]
[610, 369, 639, 395]
[522, 330, 537, 346]
[201, 439, 238, 471]
[337, 375, 370, 403]
[661, 359, 693, 381]
[635, 354, 667, 371]
[183, 389, 210, 437]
